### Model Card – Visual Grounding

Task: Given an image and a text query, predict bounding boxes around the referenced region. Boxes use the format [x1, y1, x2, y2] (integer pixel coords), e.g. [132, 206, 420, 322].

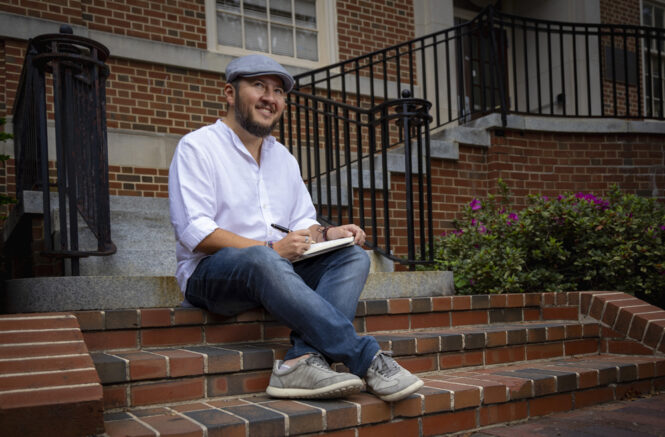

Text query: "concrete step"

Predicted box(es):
[311, 138, 458, 205]
[102, 353, 665, 436]
[1, 271, 454, 312]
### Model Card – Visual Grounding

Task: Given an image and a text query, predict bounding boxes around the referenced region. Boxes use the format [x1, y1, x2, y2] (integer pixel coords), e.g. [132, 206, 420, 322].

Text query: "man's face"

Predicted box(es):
[232, 75, 286, 138]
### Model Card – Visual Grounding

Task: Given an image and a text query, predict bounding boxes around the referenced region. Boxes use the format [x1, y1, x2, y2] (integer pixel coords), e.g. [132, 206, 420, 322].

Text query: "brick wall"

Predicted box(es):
[337, 0, 415, 61]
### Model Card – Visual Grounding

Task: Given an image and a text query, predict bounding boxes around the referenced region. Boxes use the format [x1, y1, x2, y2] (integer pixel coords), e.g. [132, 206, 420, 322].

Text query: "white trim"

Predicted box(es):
[204, 0, 337, 69]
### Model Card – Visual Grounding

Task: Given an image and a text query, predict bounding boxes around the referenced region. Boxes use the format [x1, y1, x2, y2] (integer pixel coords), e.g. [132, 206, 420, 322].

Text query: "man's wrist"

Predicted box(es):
[265, 241, 274, 249]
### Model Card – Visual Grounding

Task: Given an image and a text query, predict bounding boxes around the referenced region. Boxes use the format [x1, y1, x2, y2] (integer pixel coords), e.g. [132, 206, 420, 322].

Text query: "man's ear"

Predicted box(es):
[223, 82, 235, 106]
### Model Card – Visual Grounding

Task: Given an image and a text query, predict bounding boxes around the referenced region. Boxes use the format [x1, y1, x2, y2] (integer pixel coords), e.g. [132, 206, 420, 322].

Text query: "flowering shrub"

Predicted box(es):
[433, 181, 665, 306]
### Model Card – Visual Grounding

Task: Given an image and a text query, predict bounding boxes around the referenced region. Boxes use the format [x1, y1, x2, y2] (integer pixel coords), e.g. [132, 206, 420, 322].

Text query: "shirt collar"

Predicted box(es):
[219, 119, 276, 158]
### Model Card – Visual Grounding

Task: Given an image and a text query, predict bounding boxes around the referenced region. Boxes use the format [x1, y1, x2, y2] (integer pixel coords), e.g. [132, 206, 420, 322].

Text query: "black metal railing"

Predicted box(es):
[279, 6, 665, 265]
[12, 26, 116, 275]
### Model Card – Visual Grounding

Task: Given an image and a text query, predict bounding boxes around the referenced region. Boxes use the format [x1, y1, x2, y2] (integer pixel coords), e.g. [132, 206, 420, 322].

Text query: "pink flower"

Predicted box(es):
[469, 199, 482, 211]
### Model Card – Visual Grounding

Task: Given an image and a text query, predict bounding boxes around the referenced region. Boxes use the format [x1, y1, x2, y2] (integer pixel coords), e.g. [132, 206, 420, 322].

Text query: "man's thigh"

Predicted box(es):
[185, 245, 286, 316]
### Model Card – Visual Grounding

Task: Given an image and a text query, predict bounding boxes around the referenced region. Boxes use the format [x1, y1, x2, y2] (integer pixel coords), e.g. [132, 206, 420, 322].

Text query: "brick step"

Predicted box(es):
[102, 353, 665, 436]
[73, 293, 581, 353]
[0, 313, 105, 437]
[95, 320, 600, 410]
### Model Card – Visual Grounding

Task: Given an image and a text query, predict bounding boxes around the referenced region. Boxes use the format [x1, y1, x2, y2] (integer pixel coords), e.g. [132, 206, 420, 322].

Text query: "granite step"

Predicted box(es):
[93, 320, 601, 410]
[102, 353, 665, 436]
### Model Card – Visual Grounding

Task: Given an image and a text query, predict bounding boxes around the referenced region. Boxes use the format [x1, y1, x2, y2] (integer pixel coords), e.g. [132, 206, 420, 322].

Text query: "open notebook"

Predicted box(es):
[293, 236, 355, 262]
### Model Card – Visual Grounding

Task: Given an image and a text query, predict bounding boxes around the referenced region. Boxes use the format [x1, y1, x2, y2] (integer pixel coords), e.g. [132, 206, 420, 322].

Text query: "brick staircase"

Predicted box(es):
[1, 291, 664, 436]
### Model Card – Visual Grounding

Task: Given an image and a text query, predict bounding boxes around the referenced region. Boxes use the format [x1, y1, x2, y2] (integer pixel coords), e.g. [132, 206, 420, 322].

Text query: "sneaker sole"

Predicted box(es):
[372, 378, 424, 402]
[266, 379, 364, 399]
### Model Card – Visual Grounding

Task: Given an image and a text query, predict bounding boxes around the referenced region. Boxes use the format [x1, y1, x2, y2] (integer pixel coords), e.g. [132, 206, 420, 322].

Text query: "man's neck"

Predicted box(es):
[223, 118, 263, 164]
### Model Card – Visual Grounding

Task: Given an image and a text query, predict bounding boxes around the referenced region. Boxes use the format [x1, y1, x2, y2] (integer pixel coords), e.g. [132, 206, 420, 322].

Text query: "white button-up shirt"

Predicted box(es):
[169, 120, 318, 292]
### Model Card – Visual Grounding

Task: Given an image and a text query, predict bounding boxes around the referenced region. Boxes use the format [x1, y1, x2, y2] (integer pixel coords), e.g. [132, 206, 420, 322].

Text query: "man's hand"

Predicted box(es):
[325, 224, 366, 246]
[273, 229, 312, 261]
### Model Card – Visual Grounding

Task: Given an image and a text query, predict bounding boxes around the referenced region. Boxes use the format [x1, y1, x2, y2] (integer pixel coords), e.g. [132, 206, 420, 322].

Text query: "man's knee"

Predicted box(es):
[347, 245, 371, 272]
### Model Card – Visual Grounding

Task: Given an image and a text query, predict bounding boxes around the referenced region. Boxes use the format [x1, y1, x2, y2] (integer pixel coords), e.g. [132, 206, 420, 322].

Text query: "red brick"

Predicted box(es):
[424, 380, 481, 409]
[564, 339, 599, 356]
[131, 378, 204, 406]
[0, 329, 83, 345]
[0, 315, 78, 331]
[411, 312, 449, 329]
[173, 308, 204, 325]
[141, 326, 202, 347]
[485, 345, 525, 365]
[118, 351, 167, 381]
[615, 380, 653, 400]
[506, 294, 525, 308]
[83, 331, 138, 351]
[422, 409, 476, 436]
[0, 368, 99, 391]
[0, 383, 102, 409]
[431, 296, 452, 311]
[529, 393, 573, 417]
[644, 321, 665, 349]
[0, 341, 89, 359]
[439, 351, 483, 369]
[489, 294, 507, 308]
[479, 400, 528, 426]
[451, 310, 488, 326]
[0, 355, 94, 374]
[399, 355, 437, 373]
[365, 315, 409, 332]
[205, 323, 261, 343]
[526, 342, 564, 360]
[388, 298, 411, 314]
[345, 394, 389, 425]
[451, 296, 471, 310]
[542, 307, 579, 321]
[358, 418, 419, 437]
[523, 308, 540, 321]
[103, 385, 128, 409]
[140, 308, 172, 327]
[604, 339, 654, 355]
[575, 386, 615, 408]
[486, 330, 507, 347]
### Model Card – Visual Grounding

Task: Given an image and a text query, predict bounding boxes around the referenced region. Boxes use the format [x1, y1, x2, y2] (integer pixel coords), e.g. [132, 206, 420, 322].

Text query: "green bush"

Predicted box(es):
[433, 181, 665, 307]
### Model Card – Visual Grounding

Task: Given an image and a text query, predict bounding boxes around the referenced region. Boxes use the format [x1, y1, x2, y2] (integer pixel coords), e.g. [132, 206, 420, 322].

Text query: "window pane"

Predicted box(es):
[218, 12, 242, 47]
[295, 0, 316, 29]
[244, 0, 267, 19]
[245, 18, 268, 52]
[644, 4, 653, 26]
[296, 28, 318, 60]
[271, 23, 294, 56]
[270, 0, 292, 25]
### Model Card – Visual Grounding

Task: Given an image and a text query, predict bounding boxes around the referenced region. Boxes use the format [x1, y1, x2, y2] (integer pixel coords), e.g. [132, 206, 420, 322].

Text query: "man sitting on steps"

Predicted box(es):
[168, 54, 423, 402]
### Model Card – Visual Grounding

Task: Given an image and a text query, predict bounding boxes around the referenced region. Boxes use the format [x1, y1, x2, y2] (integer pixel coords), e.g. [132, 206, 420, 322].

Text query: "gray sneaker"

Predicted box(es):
[266, 354, 364, 399]
[365, 351, 424, 402]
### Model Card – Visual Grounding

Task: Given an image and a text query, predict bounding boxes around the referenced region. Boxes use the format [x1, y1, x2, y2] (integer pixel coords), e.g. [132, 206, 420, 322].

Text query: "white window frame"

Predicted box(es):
[205, 0, 338, 70]
[641, 0, 665, 116]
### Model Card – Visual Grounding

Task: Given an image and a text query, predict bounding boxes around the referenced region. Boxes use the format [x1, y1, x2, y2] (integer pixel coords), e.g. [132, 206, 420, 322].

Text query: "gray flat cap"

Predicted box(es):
[225, 54, 295, 93]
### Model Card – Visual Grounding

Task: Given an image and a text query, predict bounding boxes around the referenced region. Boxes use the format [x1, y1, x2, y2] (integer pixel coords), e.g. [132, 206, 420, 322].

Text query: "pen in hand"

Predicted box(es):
[271, 223, 292, 234]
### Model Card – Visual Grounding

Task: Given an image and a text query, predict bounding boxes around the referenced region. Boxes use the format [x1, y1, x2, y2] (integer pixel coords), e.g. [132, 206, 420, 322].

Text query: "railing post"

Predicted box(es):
[487, 5, 508, 127]
[12, 26, 116, 276]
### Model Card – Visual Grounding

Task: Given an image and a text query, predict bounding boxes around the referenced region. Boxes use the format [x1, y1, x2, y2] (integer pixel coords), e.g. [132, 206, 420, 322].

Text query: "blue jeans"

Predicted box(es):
[185, 244, 380, 376]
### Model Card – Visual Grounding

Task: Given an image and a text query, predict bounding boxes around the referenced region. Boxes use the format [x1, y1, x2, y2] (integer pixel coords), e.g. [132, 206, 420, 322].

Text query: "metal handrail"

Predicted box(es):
[12, 27, 116, 275]
[279, 6, 665, 265]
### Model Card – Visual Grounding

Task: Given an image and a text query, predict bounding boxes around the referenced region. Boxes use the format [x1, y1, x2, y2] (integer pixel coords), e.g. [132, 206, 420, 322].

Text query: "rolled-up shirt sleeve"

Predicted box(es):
[169, 139, 220, 252]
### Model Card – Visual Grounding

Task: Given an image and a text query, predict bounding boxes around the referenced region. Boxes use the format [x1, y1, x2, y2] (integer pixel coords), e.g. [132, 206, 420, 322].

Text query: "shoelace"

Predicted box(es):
[307, 354, 331, 370]
[372, 352, 401, 378]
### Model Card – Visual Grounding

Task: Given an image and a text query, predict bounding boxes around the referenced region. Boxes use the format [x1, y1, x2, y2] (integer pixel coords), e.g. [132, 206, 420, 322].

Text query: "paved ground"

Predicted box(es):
[469, 391, 665, 437]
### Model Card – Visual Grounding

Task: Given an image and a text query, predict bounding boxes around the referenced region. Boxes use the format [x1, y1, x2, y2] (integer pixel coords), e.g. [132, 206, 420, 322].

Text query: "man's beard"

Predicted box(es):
[234, 94, 279, 138]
